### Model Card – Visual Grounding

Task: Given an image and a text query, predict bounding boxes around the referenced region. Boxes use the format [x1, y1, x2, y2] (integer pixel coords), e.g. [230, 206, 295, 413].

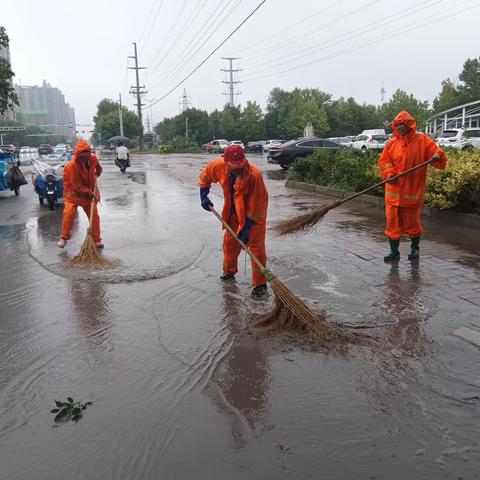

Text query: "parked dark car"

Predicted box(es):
[247, 140, 266, 153]
[38, 144, 54, 155]
[267, 138, 342, 169]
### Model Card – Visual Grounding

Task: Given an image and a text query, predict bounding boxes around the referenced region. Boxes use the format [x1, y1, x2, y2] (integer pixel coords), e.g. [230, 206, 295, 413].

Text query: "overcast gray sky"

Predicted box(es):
[3, 0, 479, 130]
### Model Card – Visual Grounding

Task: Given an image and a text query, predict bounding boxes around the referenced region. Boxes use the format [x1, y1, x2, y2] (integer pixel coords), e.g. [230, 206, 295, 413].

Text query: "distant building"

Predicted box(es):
[0, 27, 16, 122]
[15, 81, 76, 140]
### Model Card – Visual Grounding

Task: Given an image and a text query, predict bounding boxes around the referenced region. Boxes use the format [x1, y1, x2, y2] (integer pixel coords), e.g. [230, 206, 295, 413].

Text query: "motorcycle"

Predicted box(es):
[0, 150, 27, 196]
[31, 158, 64, 210]
[114, 155, 130, 173]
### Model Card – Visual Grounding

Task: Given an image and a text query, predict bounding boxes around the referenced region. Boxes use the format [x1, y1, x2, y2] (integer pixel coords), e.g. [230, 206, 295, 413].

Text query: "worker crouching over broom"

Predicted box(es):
[379, 111, 447, 262]
[57, 140, 103, 249]
[199, 144, 269, 297]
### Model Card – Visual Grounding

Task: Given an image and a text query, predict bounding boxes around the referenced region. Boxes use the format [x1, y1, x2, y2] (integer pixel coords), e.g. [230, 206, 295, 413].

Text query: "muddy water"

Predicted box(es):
[1, 154, 480, 479]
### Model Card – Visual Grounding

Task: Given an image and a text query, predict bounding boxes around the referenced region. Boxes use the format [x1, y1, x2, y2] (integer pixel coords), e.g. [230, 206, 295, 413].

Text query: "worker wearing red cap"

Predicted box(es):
[199, 144, 269, 296]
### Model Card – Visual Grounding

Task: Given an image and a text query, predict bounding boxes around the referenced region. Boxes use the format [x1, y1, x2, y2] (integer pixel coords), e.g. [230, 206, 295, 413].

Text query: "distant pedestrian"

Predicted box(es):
[378, 111, 447, 262]
[57, 140, 103, 249]
[115, 142, 130, 166]
[199, 144, 269, 296]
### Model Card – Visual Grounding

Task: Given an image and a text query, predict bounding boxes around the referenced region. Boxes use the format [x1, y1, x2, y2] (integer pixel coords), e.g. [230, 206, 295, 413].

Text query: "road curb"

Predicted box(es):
[285, 180, 480, 229]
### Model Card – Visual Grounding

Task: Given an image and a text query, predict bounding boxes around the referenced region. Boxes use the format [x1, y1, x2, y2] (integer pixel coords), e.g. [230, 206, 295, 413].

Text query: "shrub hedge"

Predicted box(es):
[288, 148, 480, 213]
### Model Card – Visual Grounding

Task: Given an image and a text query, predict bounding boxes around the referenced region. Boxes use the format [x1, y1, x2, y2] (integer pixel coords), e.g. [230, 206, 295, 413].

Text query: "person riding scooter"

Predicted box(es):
[115, 142, 130, 173]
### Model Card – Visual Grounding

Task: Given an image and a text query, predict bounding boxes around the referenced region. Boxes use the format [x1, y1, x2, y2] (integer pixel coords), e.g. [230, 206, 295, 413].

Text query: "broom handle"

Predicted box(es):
[334, 156, 437, 207]
[88, 176, 97, 231]
[210, 207, 267, 275]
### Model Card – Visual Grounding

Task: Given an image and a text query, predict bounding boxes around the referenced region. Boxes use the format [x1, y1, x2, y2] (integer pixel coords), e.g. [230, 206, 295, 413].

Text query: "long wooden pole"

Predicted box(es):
[334, 157, 437, 207]
[210, 207, 268, 276]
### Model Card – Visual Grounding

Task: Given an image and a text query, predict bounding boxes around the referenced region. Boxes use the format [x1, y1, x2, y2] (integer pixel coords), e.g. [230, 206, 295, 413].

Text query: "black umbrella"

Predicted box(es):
[107, 135, 130, 145]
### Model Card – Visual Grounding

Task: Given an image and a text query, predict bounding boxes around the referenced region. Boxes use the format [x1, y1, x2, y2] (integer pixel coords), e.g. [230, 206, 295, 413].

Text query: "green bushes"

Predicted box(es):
[288, 148, 480, 213]
[426, 149, 480, 213]
[288, 149, 380, 192]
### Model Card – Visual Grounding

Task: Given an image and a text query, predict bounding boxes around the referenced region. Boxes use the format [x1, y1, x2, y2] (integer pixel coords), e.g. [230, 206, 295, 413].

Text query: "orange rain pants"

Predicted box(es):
[223, 214, 267, 286]
[385, 205, 423, 240]
[61, 200, 101, 242]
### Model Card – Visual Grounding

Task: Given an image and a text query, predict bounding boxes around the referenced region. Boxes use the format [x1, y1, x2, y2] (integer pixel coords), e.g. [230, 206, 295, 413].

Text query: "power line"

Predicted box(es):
[148, 0, 190, 71]
[139, 0, 165, 54]
[234, 0, 344, 55]
[243, 0, 381, 64]
[138, 0, 159, 47]
[151, 0, 243, 90]
[146, 0, 238, 90]
[243, 0, 440, 75]
[143, 0, 267, 110]
[243, 1, 480, 82]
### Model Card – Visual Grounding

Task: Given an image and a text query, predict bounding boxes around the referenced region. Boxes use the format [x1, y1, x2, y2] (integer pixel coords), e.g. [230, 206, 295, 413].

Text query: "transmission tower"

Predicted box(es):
[179, 88, 192, 113]
[380, 83, 386, 103]
[221, 57, 241, 107]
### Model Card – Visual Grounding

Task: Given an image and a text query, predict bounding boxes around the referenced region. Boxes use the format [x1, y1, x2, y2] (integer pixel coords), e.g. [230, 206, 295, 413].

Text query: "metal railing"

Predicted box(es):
[426, 100, 480, 133]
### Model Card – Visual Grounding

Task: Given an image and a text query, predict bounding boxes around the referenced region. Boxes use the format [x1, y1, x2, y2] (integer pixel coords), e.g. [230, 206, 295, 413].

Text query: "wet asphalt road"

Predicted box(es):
[1, 152, 479, 480]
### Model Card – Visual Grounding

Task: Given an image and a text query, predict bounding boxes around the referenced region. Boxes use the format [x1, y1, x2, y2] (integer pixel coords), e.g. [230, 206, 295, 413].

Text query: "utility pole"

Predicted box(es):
[128, 42, 147, 149]
[118, 92, 124, 137]
[221, 57, 241, 107]
[185, 116, 189, 139]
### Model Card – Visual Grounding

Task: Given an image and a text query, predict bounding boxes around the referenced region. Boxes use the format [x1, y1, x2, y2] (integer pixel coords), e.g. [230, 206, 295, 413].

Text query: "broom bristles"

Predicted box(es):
[273, 200, 342, 236]
[70, 231, 110, 267]
[256, 276, 359, 348]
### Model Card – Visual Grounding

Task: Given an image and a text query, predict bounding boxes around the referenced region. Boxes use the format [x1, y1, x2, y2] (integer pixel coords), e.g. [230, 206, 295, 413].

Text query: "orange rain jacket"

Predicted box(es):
[199, 157, 268, 233]
[63, 140, 102, 206]
[378, 111, 447, 207]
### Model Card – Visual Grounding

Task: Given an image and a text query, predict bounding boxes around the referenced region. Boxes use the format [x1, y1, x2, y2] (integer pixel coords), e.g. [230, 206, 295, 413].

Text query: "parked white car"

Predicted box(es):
[351, 133, 388, 152]
[230, 140, 245, 150]
[206, 139, 230, 153]
[436, 128, 480, 150]
[262, 139, 285, 152]
[328, 136, 354, 148]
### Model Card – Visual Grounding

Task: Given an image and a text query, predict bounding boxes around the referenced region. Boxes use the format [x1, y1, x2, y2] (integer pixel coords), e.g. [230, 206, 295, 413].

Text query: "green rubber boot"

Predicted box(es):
[408, 236, 421, 260]
[384, 239, 400, 262]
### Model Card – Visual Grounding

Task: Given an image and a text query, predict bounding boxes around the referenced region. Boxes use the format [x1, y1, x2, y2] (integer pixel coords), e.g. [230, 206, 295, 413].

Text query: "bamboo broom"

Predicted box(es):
[274, 157, 437, 236]
[70, 177, 109, 267]
[210, 207, 354, 345]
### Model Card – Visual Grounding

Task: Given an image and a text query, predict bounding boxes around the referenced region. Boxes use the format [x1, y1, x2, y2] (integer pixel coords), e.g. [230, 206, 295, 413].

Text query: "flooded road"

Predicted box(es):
[1, 152, 479, 479]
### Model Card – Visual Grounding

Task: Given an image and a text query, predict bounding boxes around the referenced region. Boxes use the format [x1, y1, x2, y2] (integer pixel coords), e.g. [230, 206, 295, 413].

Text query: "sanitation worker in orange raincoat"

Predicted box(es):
[199, 144, 269, 297]
[378, 111, 447, 262]
[57, 140, 103, 249]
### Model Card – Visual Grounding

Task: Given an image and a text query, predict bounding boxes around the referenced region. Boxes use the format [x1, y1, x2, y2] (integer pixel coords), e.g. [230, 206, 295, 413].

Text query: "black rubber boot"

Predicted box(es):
[384, 239, 400, 263]
[408, 236, 421, 260]
[220, 273, 235, 281]
[252, 284, 268, 297]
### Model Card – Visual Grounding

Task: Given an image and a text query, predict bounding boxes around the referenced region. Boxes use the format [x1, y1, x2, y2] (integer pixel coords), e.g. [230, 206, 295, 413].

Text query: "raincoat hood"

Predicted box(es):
[392, 111, 417, 139]
[73, 140, 92, 161]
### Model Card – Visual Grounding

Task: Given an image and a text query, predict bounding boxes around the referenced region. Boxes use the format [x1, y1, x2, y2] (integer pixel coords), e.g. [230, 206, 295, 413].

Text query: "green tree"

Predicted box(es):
[93, 99, 142, 144]
[0, 27, 18, 116]
[280, 91, 329, 138]
[240, 101, 265, 142]
[457, 57, 480, 104]
[327, 97, 379, 136]
[433, 79, 460, 113]
[377, 89, 430, 130]
[218, 106, 240, 140]
[265, 88, 331, 139]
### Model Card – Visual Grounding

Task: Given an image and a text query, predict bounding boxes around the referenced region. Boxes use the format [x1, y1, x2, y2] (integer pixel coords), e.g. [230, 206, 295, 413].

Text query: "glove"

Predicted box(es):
[237, 218, 255, 244]
[200, 187, 213, 211]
